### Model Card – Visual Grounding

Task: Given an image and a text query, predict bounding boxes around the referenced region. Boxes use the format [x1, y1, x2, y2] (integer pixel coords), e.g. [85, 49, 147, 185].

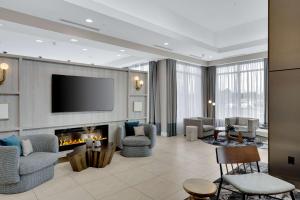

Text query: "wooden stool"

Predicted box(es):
[183, 178, 217, 200]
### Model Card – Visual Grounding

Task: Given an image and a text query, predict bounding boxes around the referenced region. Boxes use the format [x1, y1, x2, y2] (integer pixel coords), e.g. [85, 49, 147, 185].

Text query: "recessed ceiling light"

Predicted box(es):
[35, 39, 43, 43]
[117, 54, 121, 57]
[85, 18, 93, 23]
[120, 49, 125, 52]
[70, 38, 78, 42]
[163, 42, 169, 46]
[82, 48, 88, 51]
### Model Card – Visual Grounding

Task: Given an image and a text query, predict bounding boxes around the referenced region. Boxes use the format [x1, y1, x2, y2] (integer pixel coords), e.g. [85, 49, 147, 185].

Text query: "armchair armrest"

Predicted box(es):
[21, 134, 58, 153]
[248, 119, 259, 132]
[144, 124, 157, 149]
[0, 146, 20, 184]
[116, 126, 125, 149]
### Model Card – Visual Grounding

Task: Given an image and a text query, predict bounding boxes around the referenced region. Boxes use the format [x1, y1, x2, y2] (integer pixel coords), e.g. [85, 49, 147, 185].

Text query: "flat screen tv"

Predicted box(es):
[52, 74, 114, 113]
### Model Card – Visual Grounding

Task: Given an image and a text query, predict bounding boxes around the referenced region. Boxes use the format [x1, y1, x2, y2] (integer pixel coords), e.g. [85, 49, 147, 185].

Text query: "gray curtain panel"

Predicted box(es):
[166, 59, 177, 137]
[264, 58, 268, 126]
[149, 61, 161, 135]
[202, 67, 208, 117]
[206, 66, 216, 118]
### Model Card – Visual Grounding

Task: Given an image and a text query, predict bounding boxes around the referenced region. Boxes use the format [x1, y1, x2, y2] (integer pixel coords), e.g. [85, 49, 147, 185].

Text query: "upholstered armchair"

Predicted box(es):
[0, 134, 59, 194]
[225, 117, 259, 138]
[117, 124, 156, 157]
[184, 117, 215, 138]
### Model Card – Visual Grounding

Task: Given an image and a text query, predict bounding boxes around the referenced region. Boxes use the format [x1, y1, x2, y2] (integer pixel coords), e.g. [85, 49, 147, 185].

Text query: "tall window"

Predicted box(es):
[128, 62, 149, 72]
[215, 59, 265, 125]
[177, 62, 204, 133]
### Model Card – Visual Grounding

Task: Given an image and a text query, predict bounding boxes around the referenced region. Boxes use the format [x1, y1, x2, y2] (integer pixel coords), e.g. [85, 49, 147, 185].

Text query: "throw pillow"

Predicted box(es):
[125, 121, 139, 136]
[134, 126, 145, 136]
[0, 135, 22, 155]
[21, 139, 34, 156]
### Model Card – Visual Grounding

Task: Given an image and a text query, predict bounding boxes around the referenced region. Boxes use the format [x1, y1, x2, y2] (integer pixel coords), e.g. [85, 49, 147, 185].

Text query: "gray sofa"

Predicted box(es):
[0, 134, 59, 194]
[184, 117, 215, 138]
[225, 117, 259, 138]
[117, 124, 156, 157]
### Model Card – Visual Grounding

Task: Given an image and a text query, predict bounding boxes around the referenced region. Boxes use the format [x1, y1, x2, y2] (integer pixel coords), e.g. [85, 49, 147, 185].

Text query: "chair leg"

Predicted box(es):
[290, 191, 295, 200]
[216, 178, 223, 200]
[242, 194, 247, 200]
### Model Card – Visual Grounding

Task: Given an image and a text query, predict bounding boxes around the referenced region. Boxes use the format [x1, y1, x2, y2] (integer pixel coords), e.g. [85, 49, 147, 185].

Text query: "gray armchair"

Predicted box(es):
[0, 134, 59, 194]
[225, 117, 259, 138]
[117, 124, 156, 157]
[184, 117, 215, 138]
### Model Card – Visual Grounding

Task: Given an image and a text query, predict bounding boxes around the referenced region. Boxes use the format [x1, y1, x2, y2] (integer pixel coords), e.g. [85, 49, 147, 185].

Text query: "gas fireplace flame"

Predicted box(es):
[59, 134, 107, 147]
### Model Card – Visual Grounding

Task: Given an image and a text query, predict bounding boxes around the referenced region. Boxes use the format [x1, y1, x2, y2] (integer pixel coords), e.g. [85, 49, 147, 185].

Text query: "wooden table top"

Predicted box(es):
[183, 179, 217, 198]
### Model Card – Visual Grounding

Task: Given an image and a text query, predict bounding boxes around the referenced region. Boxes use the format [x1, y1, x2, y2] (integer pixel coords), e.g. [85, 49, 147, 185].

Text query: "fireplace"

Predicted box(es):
[55, 125, 108, 151]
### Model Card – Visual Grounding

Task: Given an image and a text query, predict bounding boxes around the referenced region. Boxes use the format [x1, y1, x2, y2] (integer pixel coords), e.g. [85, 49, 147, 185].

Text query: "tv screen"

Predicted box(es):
[52, 74, 114, 113]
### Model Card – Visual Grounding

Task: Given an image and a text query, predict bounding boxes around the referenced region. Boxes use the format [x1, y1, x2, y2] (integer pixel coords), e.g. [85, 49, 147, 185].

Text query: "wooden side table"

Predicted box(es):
[183, 178, 217, 200]
[67, 143, 116, 172]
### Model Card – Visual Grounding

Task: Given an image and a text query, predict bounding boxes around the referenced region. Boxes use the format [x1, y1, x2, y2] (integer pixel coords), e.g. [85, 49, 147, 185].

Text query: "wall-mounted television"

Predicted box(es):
[52, 74, 114, 113]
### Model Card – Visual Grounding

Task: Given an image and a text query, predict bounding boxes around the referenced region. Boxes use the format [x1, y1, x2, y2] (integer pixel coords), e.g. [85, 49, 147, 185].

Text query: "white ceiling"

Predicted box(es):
[0, 0, 268, 67]
[0, 20, 157, 67]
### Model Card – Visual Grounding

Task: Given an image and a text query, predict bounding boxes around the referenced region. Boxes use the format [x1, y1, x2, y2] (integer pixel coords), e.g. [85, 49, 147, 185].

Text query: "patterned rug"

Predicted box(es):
[185, 163, 300, 200]
[201, 134, 268, 149]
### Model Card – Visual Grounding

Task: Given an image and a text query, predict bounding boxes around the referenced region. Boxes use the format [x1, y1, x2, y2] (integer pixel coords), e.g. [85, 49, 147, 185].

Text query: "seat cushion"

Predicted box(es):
[19, 152, 59, 175]
[122, 136, 151, 146]
[233, 125, 248, 132]
[203, 125, 214, 132]
[223, 173, 295, 195]
[237, 118, 248, 126]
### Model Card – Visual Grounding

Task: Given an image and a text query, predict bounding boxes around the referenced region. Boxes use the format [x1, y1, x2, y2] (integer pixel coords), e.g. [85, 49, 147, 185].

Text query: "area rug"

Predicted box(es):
[185, 163, 300, 200]
[202, 134, 268, 149]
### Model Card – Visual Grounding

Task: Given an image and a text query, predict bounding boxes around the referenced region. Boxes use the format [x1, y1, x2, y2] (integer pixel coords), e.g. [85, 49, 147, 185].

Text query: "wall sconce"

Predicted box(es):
[0, 63, 9, 85]
[134, 76, 144, 90]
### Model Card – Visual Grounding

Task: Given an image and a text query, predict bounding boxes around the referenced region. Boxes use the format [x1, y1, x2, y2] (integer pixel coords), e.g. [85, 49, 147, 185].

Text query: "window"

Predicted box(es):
[128, 62, 149, 72]
[215, 59, 265, 125]
[177, 62, 204, 133]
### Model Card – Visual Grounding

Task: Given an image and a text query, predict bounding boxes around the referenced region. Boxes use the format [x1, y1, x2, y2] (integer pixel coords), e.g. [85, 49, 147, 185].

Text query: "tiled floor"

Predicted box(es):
[0, 135, 268, 200]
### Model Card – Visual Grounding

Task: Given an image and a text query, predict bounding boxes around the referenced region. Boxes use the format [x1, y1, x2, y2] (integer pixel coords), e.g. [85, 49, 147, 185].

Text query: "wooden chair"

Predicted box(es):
[216, 146, 295, 200]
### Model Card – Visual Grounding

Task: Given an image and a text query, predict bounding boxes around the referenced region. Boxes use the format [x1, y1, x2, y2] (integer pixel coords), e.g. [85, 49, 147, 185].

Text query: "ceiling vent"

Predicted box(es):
[60, 19, 100, 32]
[153, 45, 173, 51]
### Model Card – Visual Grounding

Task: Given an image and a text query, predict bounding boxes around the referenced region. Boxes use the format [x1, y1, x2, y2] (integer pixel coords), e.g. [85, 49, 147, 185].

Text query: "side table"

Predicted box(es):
[183, 178, 217, 200]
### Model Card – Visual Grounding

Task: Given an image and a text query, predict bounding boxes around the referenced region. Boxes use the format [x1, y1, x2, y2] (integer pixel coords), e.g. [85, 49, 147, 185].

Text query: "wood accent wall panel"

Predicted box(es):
[127, 71, 148, 121]
[269, 70, 300, 180]
[269, 0, 300, 186]
[20, 60, 128, 129]
[269, 0, 300, 71]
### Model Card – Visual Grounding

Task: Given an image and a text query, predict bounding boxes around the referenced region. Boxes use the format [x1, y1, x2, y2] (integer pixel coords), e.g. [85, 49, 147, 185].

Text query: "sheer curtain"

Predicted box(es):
[128, 62, 149, 72]
[177, 62, 204, 134]
[215, 59, 265, 125]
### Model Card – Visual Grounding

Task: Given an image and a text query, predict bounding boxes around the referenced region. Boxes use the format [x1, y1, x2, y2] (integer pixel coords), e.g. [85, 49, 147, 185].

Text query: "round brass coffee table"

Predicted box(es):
[183, 179, 217, 200]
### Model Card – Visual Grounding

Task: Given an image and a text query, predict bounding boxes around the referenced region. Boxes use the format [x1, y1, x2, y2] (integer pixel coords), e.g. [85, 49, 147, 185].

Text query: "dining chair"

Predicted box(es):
[215, 146, 296, 200]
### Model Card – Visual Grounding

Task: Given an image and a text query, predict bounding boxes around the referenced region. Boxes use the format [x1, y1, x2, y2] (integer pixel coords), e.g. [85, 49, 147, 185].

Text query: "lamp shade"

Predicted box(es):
[0, 63, 9, 70]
